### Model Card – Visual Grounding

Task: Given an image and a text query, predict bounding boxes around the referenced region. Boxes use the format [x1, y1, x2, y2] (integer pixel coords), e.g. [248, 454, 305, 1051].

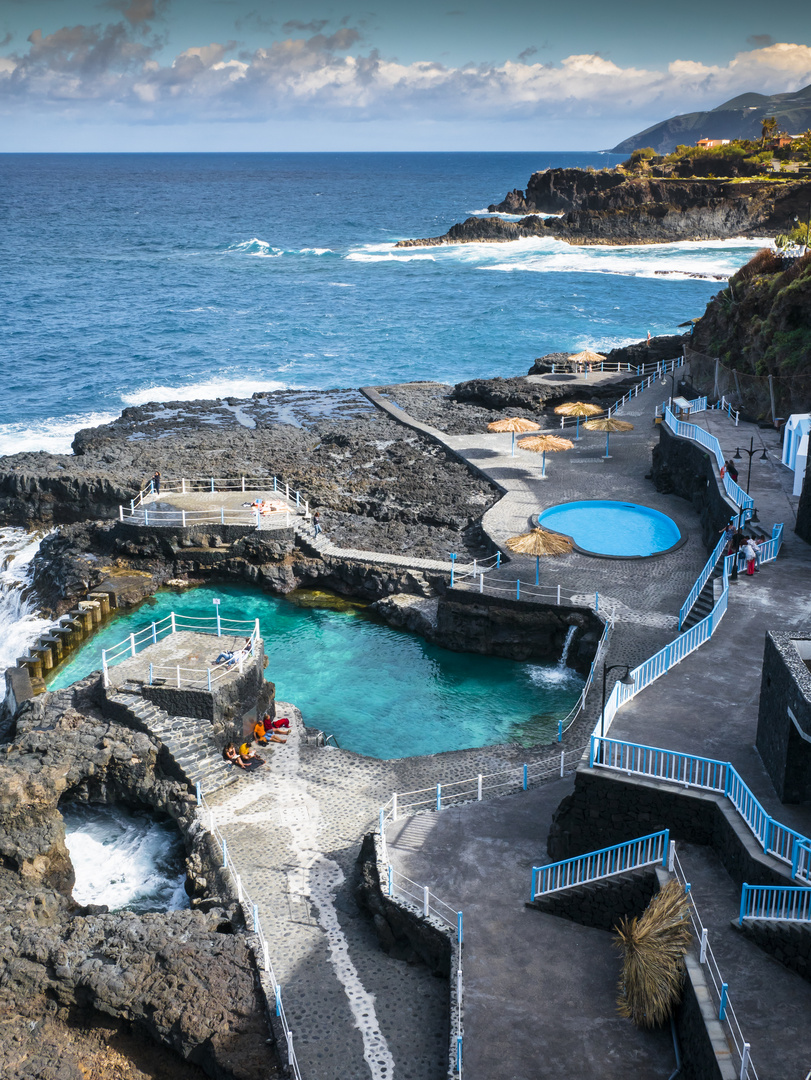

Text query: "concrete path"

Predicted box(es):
[387, 783, 675, 1080]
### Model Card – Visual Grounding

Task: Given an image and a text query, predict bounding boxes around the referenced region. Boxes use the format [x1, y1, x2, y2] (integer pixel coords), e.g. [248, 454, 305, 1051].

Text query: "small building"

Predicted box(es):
[696, 139, 730, 149]
[782, 414, 811, 496]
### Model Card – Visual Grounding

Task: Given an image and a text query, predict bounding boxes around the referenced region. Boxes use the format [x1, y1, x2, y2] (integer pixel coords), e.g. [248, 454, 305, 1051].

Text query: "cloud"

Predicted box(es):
[747, 34, 774, 48]
[282, 19, 329, 34]
[2, 25, 811, 133]
[105, 0, 164, 27]
[518, 46, 537, 63]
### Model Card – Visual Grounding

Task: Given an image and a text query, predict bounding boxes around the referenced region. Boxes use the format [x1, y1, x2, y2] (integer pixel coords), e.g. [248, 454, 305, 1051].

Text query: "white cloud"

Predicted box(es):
[1, 23, 810, 128]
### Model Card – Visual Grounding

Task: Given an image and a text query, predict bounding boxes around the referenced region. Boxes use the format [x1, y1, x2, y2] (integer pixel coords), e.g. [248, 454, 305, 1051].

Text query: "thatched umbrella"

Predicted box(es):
[554, 400, 604, 441]
[487, 416, 540, 456]
[614, 878, 691, 1029]
[517, 433, 574, 478]
[506, 526, 573, 585]
[584, 416, 634, 458]
[568, 349, 606, 377]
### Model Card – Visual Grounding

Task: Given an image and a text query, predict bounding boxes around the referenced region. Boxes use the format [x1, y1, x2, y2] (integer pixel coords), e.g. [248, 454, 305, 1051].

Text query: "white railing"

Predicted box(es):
[663, 407, 754, 517]
[196, 785, 302, 1080]
[449, 573, 586, 608]
[711, 396, 740, 425]
[121, 475, 310, 529]
[451, 550, 503, 585]
[557, 616, 612, 738]
[554, 356, 685, 430]
[377, 830, 464, 1076]
[101, 611, 261, 689]
[671, 846, 757, 1080]
[530, 829, 669, 898]
[121, 504, 293, 529]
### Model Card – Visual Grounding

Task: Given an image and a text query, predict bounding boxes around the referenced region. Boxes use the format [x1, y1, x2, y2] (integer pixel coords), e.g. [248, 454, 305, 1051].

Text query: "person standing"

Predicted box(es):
[312, 510, 322, 537]
[152, 470, 161, 495]
[743, 539, 757, 576]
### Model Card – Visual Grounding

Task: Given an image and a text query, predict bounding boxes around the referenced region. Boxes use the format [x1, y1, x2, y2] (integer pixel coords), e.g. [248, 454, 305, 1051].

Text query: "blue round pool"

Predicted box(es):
[537, 500, 682, 558]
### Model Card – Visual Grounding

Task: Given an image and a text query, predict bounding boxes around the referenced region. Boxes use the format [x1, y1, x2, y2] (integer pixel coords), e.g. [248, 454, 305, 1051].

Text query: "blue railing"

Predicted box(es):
[663, 407, 754, 519]
[530, 829, 669, 900]
[678, 531, 728, 630]
[739, 884, 811, 924]
[591, 735, 811, 883]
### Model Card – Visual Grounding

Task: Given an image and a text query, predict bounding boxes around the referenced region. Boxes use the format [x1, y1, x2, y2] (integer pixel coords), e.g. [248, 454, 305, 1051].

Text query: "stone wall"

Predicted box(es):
[142, 646, 272, 747]
[112, 519, 295, 558]
[677, 956, 736, 1080]
[737, 918, 811, 984]
[756, 631, 811, 803]
[548, 768, 795, 889]
[528, 868, 658, 931]
[797, 456, 811, 545]
[435, 590, 602, 668]
[650, 424, 739, 549]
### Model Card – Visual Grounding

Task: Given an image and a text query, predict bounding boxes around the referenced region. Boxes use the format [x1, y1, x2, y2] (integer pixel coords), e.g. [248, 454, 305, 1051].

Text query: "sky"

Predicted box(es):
[1, 0, 810, 150]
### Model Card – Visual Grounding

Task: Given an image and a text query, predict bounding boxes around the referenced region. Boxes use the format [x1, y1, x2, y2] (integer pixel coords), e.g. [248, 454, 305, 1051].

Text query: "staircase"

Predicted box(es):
[105, 688, 240, 796]
[681, 564, 725, 630]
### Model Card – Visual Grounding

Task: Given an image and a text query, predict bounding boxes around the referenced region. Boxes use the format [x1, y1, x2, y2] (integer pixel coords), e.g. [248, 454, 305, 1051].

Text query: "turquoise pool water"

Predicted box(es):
[49, 583, 584, 759]
[537, 500, 681, 558]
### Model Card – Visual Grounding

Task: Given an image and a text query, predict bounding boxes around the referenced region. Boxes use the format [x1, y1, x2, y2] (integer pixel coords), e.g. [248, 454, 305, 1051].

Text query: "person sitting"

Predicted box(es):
[253, 719, 269, 746]
[223, 742, 247, 769]
[239, 742, 267, 768]
[263, 713, 290, 736]
[215, 651, 235, 667]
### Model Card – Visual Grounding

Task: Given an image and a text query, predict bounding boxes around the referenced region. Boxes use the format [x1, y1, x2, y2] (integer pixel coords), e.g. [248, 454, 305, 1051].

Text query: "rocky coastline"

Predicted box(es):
[395, 168, 811, 247]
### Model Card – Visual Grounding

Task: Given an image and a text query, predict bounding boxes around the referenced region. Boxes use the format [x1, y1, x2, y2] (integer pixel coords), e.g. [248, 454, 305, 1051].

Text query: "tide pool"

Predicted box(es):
[49, 582, 584, 759]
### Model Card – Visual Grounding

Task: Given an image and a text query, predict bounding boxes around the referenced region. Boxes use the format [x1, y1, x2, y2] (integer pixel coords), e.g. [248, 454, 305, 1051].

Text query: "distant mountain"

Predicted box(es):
[611, 84, 811, 154]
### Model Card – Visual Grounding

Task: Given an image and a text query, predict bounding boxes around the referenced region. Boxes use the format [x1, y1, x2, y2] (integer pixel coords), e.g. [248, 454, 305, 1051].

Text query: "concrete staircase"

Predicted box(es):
[105, 688, 240, 796]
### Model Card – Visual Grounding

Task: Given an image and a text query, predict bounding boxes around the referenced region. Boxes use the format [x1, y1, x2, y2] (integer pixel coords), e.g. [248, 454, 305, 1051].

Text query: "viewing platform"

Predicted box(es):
[119, 475, 307, 530]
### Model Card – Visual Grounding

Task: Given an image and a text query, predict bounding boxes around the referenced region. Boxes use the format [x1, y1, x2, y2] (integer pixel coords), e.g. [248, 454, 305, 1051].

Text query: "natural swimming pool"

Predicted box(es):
[49, 583, 585, 759]
[537, 500, 682, 558]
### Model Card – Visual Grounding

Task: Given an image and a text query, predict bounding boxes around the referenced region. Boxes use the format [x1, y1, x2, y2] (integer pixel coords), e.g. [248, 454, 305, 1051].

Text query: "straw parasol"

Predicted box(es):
[554, 400, 604, 440]
[614, 878, 691, 1029]
[517, 433, 574, 478]
[568, 349, 606, 376]
[506, 526, 573, 585]
[584, 416, 634, 458]
[487, 416, 541, 456]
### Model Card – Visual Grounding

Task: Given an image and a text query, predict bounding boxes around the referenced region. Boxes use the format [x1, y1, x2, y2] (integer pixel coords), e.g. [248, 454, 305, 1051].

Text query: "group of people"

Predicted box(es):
[721, 520, 761, 577]
[222, 713, 292, 772]
[719, 459, 739, 483]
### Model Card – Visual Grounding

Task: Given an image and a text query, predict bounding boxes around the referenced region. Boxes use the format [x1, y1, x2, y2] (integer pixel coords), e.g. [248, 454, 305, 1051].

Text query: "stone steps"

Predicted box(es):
[105, 691, 240, 796]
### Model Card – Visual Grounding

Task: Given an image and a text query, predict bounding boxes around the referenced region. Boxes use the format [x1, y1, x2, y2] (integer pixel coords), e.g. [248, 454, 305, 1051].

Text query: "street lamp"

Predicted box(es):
[600, 663, 636, 742]
[734, 437, 767, 497]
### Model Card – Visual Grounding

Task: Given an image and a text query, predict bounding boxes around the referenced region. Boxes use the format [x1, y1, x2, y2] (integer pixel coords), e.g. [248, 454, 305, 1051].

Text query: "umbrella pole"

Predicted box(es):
[604, 431, 611, 458]
[536, 555, 540, 586]
[575, 416, 580, 441]
[541, 449, 546, 477]
[511, 432, 516, 457]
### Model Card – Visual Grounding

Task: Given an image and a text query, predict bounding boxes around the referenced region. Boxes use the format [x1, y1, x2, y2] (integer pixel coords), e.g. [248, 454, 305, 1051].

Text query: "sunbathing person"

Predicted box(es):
[262, 713, 290, 734]
[223, 742, 247, 769]
[238, 742, 266, 769]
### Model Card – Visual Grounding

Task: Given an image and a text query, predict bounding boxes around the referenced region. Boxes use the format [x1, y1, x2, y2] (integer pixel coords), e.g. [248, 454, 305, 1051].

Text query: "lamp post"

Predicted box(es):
[599, 663, 636, 744]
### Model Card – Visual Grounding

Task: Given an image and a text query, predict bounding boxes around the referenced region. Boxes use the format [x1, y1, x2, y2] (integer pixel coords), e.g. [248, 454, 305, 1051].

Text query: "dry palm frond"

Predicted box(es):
[554, 401, 604, 418]
[505, 527, 573, 558]
[487, 417, 541, 433]
[516, 434, 575, 453]
[584, 417, 634, 433]
[614, 879, 691, 1029]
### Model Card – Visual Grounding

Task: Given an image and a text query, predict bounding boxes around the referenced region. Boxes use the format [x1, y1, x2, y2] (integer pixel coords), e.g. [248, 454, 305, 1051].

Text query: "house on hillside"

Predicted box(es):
[696, 138, 731, 149]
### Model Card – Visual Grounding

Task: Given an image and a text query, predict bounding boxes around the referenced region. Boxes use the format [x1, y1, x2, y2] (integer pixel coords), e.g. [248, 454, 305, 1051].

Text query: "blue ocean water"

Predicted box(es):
[0, 152, 766, 455]
[48, 584, 585, 758]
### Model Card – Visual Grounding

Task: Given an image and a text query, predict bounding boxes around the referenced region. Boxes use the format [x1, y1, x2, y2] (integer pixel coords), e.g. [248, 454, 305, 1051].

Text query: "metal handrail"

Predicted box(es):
[739, 884, 811, 923]
[530, 829, 669, 899]
[679, 532, 728, 630]
[671, 848, 757, 1080]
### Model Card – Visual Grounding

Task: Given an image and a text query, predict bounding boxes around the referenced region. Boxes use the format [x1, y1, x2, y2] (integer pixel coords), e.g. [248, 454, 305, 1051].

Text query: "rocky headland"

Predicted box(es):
[395, 168, 811, 247]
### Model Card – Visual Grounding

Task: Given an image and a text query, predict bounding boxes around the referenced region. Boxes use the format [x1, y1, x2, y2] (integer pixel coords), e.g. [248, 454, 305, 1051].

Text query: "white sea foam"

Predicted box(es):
[63, 804, 188, 913]
[467, 208, 563, 220]
[229, 238, 283, 258]
[0, 412, 120, 457]
[121, 378, 289, 406]
[0, 528, 51, 679]
[300, 247, 334, 255]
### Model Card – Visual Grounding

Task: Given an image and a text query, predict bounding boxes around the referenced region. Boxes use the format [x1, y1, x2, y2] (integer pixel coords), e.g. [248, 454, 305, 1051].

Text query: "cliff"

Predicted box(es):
[399, 171, 811, 247]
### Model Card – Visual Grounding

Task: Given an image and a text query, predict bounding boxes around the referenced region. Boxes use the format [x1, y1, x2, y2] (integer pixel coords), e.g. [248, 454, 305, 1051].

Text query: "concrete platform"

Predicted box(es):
[107, 630, 255, 690]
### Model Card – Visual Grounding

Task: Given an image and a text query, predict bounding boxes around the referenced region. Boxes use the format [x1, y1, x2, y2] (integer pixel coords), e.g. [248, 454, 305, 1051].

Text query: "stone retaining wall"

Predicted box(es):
[737, 917, 811, 984]
[756, 631, 811, 803]
[528, 867, 658, 931]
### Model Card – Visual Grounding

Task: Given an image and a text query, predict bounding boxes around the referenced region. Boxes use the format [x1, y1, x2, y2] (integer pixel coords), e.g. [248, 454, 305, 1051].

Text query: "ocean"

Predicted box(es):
[0, 151, 766, 664]
[0, 151, 766, 457]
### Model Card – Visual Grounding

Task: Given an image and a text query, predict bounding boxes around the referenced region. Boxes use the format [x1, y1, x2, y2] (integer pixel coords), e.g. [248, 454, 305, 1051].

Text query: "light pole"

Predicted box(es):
[599, 663, 636, 743]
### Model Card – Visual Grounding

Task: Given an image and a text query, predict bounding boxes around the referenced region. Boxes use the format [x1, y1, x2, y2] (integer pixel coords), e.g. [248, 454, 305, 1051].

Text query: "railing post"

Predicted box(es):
[595, 591, 599, 613]
[296, 491, 300, 507]
[392, 793, 397, 821]
[700, 927, 708, 961]
[196, 780, 201, 805]
[207, 669, 212, 692]
[176, 665, 181, 688]
[496, 551, 501, 568]
[457, 911, 463, 945]
[456, 1036, 462, 1075]
[130, 633, 136, 658]
[171, 612, 176, 634]
[253, 904, 259, 933]
[479, 573, 484, 593]
[560, 750, 565, 777]
[449, 553, 457, 588]
[275, 986, 282, 1016]
[255, 509, 260, 528]
[149, 662, 153, 685]
[557, 584, 561, 605]
[130, 498, 135, 512]
[221, 507, 225, 525]
[523, 764, 528, 791]
[516, 579, 520, 600]
[182, 478, 186, 494]
[739, 1042, 750, 1079]
[285, 483, 289, 500]
[119, 505, 123, 521]
[237, 874, 243, 902]
[437, 784, 442, 811]
[182, 509, 186, 527]
[477, 774, 482, 801]
[152, 621, 157, 644]
[223, 839, 228, 871]
[719, 982, 728, 1020]
[388, 865, 393, 896]
[662, 829, 670, 866]
[286, 1032, 294, 1067]
[668, 840, 676, 873]
[210, 477, 215, 492]
[423, 885, 430, 917]
[558, 719, 563, 742]
[242, 476, 245, 492]
[379, 807, 384, 835]
[102, 650, 108, 689]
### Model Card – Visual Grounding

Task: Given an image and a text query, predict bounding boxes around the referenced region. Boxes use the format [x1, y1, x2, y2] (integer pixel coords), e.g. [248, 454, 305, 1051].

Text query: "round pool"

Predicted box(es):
[537, 500, 683, 558]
